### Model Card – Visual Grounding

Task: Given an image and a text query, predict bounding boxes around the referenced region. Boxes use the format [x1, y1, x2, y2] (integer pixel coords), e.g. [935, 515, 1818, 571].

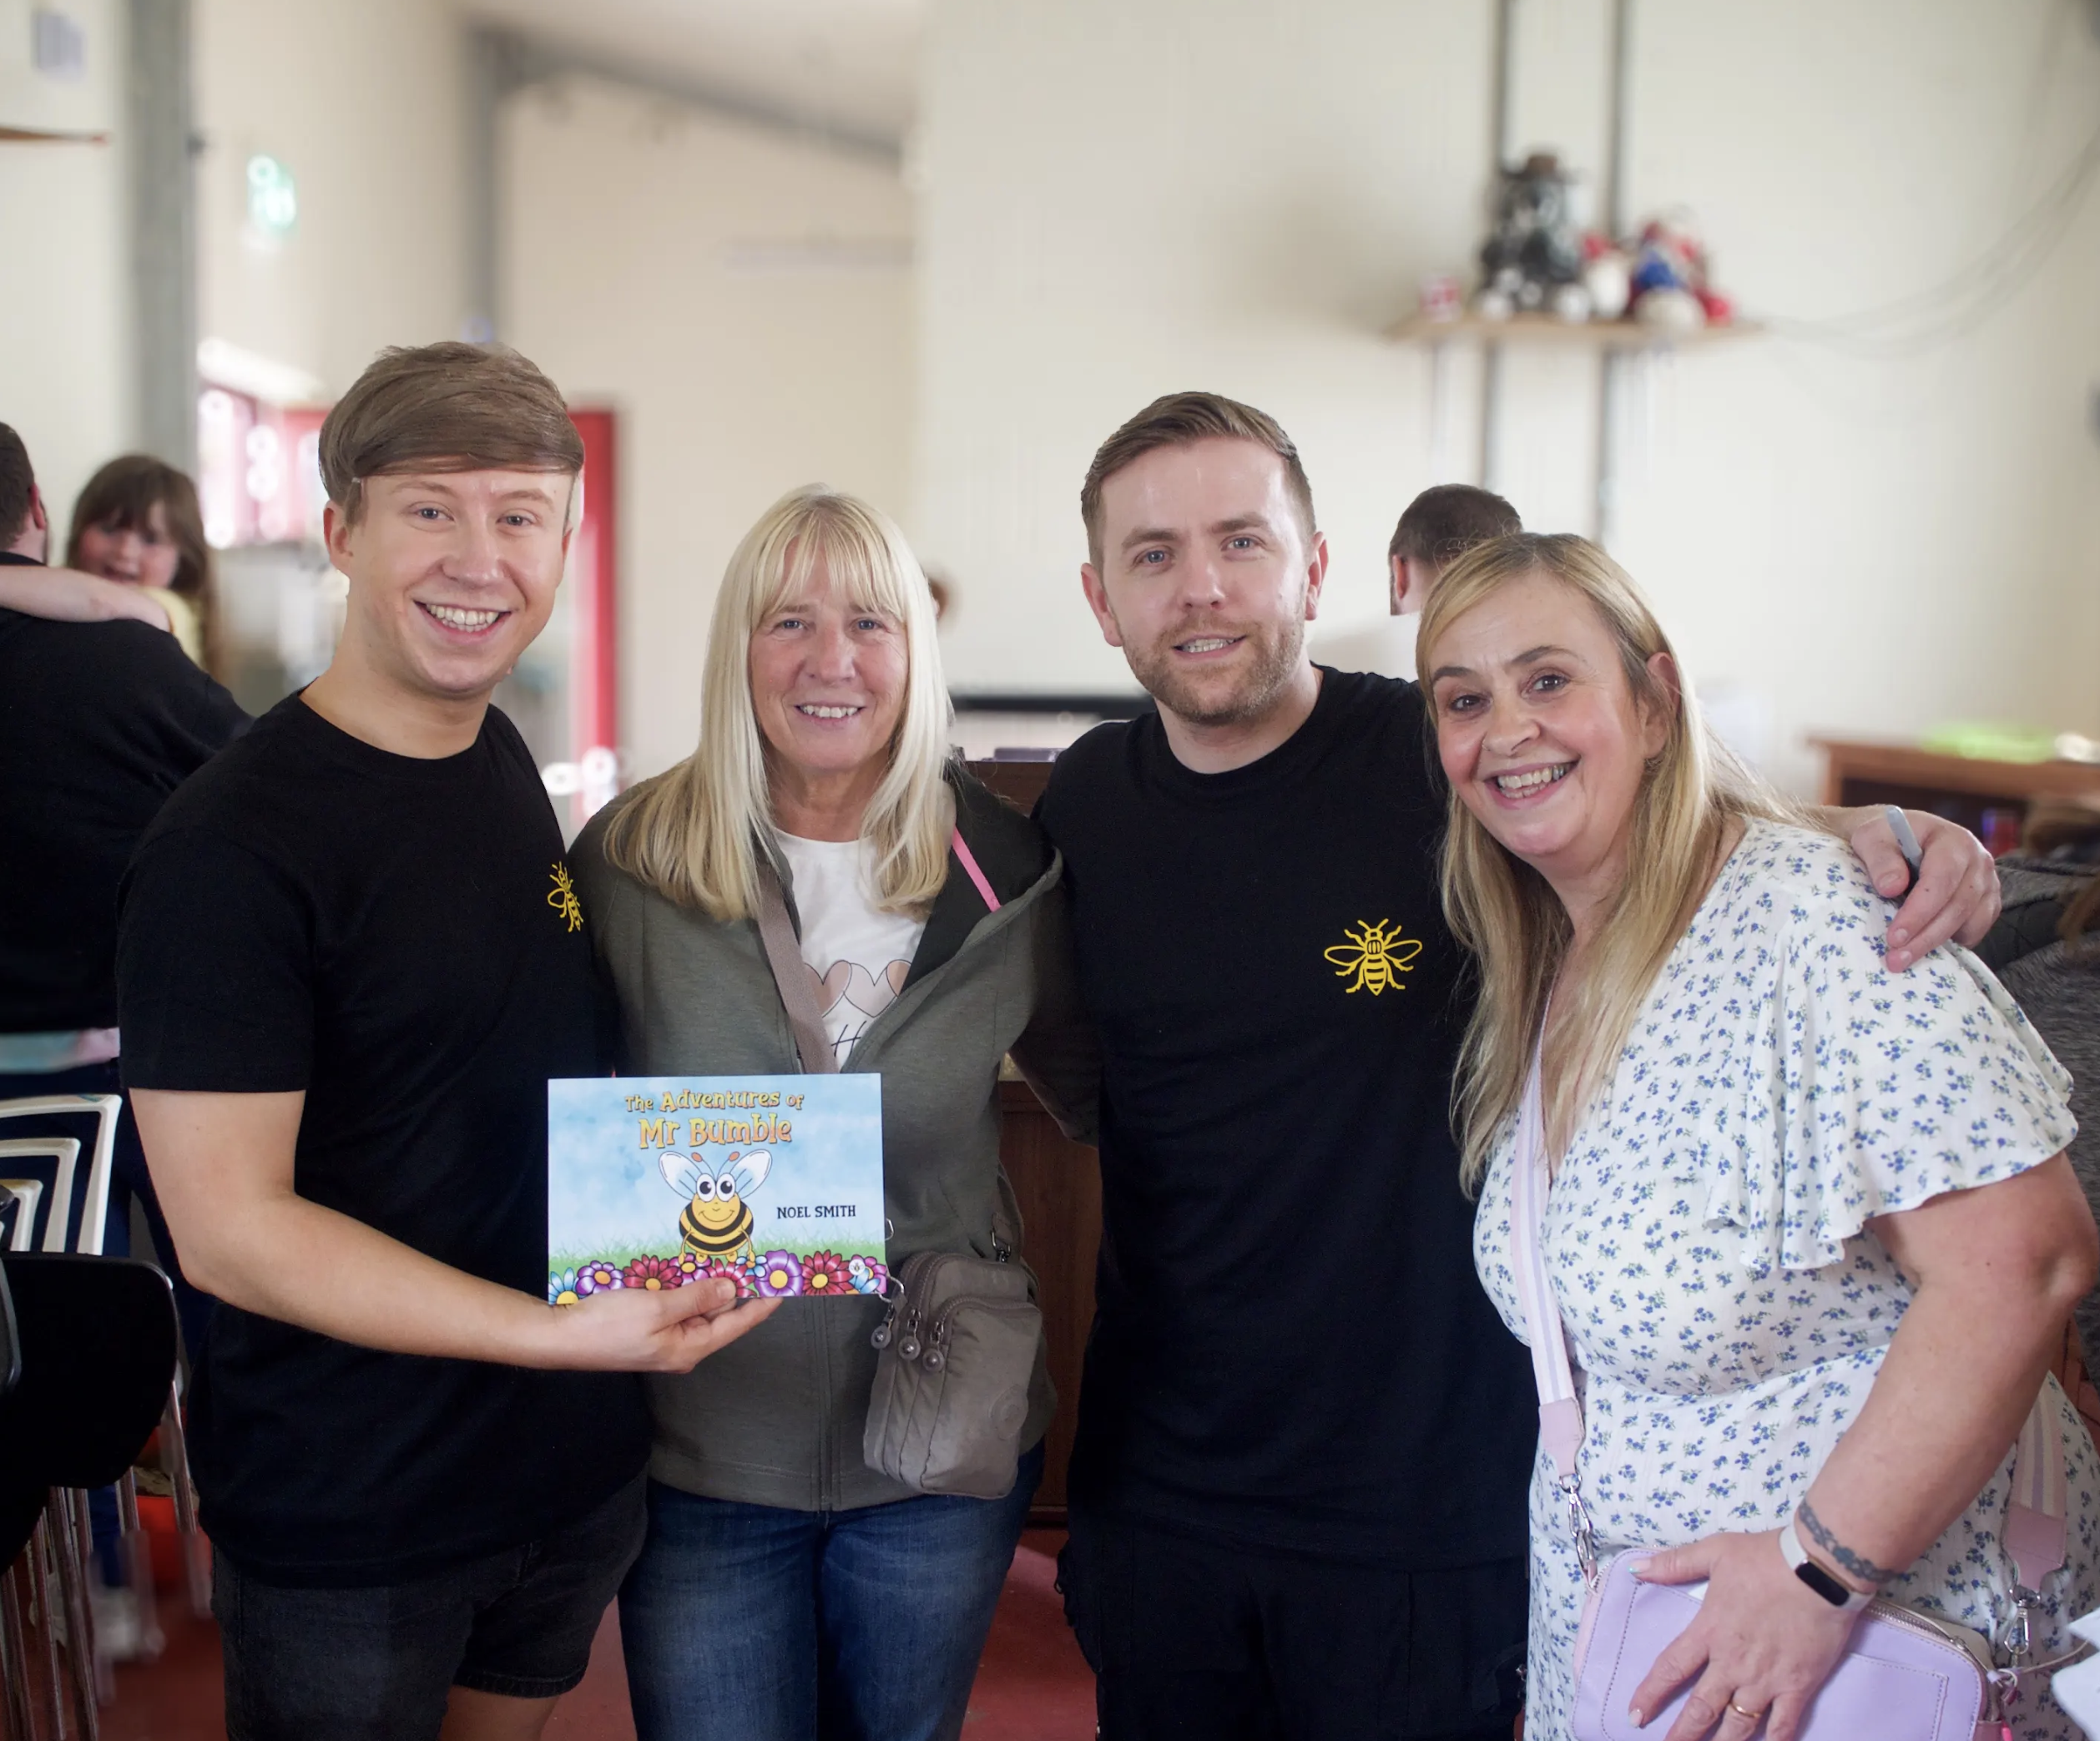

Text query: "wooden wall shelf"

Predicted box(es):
[1386, 309, 1764, 350]
[0, 126, 109, 144]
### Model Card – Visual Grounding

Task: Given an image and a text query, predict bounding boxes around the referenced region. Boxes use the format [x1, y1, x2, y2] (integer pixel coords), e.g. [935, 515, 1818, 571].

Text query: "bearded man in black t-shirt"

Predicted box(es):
[1039, 391, 2009, 1741]
[117, 343, 775, 1741]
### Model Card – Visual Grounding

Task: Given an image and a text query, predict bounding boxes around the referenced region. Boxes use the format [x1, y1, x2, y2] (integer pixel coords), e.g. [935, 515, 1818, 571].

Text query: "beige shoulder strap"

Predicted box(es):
[753, 856, 841, 1075]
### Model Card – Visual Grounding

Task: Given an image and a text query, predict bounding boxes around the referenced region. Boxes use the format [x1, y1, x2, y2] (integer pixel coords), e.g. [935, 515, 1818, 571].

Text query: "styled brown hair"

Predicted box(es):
[66, 455, 219, 673]
[1389, 483, 1521, 568]
[319, 341, 583, 524]
[1080, 391, 1316, 567]
[0, 424, 33, 547]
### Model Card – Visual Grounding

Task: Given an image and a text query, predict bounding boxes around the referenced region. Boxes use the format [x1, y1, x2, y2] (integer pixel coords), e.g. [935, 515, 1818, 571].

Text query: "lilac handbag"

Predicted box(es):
[1507, 1036, 2068, 1741]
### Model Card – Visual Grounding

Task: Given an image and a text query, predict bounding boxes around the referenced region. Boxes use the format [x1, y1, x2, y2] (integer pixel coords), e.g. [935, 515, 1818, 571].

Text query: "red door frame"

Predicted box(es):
[568, 408, 618, 760]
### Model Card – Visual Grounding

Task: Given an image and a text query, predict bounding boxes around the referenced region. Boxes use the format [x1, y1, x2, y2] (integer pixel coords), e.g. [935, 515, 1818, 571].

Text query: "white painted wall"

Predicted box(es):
[502, 75, 915, 779]
[0, 0, 131, 546]
[915, 0, 2100, 792]
[193, 0, 470, 401]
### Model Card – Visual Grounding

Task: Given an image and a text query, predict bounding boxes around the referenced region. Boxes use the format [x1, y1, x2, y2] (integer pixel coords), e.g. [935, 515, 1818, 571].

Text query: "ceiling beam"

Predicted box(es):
[482, 27, 902, 167]
[462, 23, 903, 344]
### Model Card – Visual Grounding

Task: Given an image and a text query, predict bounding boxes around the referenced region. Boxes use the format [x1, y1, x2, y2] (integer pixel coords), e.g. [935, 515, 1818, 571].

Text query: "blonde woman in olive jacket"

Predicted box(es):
[569, 486, 1096, 1741]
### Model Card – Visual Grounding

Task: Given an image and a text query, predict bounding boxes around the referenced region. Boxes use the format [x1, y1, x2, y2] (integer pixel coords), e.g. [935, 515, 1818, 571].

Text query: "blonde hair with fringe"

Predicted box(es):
[1416, 533, 1796, 1188]
[602, 486, 955, 922]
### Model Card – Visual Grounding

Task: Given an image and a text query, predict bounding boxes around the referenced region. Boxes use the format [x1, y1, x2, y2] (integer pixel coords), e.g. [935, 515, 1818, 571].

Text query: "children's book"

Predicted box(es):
[548, 1074, 886, 1304]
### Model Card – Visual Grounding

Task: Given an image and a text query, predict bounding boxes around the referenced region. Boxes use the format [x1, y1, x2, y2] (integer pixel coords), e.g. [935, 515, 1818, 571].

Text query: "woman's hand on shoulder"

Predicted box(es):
[1628, 1530, 1861, 1741]
[1831, 806, 1999, 971]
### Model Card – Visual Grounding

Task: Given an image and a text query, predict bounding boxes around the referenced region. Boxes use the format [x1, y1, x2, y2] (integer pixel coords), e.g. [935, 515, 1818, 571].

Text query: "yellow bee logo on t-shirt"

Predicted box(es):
[548, 862, 583, 932]
[1324, 919, 1421, 995]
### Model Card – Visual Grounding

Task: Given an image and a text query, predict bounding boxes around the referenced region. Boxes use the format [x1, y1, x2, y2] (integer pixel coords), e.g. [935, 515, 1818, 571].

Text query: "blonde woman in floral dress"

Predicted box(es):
[1416, 532, 2100, 1741]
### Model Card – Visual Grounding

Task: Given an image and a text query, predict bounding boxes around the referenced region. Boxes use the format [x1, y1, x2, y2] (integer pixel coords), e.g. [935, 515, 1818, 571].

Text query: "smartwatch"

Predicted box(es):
[1779, 1516, 1875, 1612]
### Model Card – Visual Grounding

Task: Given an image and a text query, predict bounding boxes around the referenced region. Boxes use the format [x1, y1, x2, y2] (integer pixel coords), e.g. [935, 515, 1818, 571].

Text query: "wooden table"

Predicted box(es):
[1814, 739, 2100, 845]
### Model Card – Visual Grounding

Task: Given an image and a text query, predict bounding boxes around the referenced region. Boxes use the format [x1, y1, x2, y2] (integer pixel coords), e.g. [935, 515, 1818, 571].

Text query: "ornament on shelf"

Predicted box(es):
[1580, 236, 1633, 321]
[1635, 285, 1704, 333]
[1478, 152, 1585, 315]
[1624, 211, 1732, 328]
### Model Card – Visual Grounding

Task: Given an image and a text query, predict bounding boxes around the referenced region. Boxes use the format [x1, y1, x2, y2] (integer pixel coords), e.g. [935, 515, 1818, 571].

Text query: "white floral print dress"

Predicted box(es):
[1473, 820, 2098, 1741]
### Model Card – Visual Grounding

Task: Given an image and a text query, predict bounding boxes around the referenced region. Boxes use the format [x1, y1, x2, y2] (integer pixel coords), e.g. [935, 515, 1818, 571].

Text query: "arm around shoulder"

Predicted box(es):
[1008, 866, 1100, 1147]
[0, 565, 172, 629]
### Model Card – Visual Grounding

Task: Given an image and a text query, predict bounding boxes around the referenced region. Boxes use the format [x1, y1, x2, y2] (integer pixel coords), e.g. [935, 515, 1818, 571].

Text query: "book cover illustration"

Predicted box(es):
[548, 1073, 887, 1304]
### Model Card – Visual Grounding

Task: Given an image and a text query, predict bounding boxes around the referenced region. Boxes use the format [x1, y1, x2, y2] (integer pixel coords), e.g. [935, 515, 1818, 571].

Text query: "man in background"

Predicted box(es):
[0, 421, 245, 1347]
[1387, 482, 1521, 616]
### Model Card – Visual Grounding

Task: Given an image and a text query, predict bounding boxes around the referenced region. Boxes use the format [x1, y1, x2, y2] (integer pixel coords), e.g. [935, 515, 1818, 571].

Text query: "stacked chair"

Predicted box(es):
[0, 1094, 196, 1741]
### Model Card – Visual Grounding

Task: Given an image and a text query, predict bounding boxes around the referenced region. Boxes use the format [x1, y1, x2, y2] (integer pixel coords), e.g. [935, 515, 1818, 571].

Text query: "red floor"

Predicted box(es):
[87, 1528, 1093, 1741]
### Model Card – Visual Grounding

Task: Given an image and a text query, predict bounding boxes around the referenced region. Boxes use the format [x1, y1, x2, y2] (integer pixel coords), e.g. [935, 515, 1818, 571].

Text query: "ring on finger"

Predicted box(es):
[1727, 1697, 1768, 1722]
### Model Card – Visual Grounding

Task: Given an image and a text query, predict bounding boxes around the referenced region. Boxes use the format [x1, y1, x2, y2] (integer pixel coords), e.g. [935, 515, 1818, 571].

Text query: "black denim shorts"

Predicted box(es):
[215, 1471, 647, 1741]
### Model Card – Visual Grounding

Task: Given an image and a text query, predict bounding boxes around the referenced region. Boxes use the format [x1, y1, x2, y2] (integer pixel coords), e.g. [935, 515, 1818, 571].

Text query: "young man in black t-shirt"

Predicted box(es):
[1041, 392, 2007, 1741]
[117, 344, 775, 1741]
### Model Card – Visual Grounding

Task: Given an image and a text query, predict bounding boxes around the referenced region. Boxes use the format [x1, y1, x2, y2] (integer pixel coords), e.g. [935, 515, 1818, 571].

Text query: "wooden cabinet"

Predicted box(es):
[967, 759, 1102, 1518]
[1002, 1080, 1100, 1516]
[1815, 739, 2100, 846]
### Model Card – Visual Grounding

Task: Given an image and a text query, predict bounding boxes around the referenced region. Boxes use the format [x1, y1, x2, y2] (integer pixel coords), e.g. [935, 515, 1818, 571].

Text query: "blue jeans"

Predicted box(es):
[619, 1444, 1042, 1741]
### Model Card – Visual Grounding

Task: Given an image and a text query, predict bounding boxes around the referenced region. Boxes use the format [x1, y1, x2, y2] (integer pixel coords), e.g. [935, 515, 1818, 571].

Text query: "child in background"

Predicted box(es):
[68, 456, 219, 672]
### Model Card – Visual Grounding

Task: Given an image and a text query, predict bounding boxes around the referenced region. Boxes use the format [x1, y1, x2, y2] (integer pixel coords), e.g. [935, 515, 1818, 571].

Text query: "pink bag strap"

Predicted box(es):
[1509, 1028, 1585, 1482]
[1507, 1026, 1599, 1585]
[952, 828, 1000, 912]
[2007, 1393, 2067, 1595]
[1507, 1019, 2067, 1607]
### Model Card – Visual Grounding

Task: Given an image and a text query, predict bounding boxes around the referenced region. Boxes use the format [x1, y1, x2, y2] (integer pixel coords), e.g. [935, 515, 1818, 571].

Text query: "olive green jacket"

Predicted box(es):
[569, 768, 1098, 1511]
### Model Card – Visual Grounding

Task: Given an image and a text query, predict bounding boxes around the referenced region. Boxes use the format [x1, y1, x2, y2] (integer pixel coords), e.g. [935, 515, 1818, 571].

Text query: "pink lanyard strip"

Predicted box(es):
[952, 829, 1000, 912]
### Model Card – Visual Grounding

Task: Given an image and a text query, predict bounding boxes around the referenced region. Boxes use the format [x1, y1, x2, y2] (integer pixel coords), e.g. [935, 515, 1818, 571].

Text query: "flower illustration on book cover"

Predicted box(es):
[802, 1251, 851, 1296]
[757, 1251, 804, 1297]
[700, 1254, 760, 1298]
[623, 1255, 684, 1291]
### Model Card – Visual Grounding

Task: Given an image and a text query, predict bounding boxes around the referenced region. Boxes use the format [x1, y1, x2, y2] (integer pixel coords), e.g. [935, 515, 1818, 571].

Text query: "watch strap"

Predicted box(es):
[1779, 1516, 1875, 1612]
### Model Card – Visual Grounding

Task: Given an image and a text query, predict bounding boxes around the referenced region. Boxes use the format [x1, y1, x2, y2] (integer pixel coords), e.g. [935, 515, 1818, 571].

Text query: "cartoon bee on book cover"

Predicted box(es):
[547, 1075, 887, 1304]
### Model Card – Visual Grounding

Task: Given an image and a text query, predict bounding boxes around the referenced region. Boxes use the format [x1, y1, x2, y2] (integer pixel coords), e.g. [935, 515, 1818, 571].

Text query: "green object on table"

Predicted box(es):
[1918, 722, 2057, 764]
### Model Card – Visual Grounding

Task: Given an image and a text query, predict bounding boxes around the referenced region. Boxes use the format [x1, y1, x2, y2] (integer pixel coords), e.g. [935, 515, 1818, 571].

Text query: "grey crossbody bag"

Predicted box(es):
[754, 838, 1045, 1501]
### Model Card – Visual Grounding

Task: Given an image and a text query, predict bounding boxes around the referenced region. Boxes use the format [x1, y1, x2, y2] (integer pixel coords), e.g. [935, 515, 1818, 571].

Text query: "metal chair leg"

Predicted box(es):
[159, 1384, 208, 1617]
[0, 1556, 36, 1741]
[112, 1475, 160, 1666]
[58, 1496, 107, 1708]
[45, 1497, 95, 1741]
[26, 1517, 64, 1740]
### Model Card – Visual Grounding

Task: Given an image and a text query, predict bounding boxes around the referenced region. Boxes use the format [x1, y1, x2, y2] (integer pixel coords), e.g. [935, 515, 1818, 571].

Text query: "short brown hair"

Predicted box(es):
[320, 341, 583, 523]
[0, 424, 33, 546]
[1080, 391, 1316, 568]
[67, 456, 218, 672]
[1389, 483, 1521, 568]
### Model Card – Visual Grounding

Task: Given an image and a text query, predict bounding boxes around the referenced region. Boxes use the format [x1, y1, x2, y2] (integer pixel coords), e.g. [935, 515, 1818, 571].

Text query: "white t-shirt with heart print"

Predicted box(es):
[775, 832, 929, 1067]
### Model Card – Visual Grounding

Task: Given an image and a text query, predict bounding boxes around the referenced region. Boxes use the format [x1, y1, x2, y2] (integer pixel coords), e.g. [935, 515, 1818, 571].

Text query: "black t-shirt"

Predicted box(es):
[117, 694, 649, 1586]
[0, 566, 249, 1032]
[1038, 668, 1535, 1565]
